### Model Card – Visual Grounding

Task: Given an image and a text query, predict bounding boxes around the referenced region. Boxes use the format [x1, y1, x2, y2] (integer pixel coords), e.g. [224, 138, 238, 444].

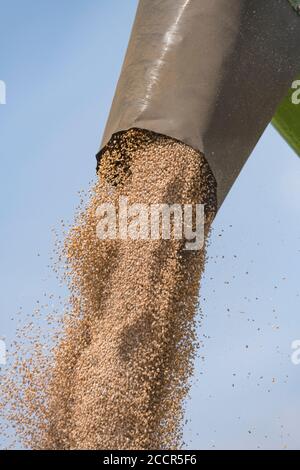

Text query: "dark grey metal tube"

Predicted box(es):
[98, 0, 300, 208]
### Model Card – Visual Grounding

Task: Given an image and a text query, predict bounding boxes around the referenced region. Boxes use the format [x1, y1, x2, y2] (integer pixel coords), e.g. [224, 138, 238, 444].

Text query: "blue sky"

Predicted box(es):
[1, 0, 300, 450]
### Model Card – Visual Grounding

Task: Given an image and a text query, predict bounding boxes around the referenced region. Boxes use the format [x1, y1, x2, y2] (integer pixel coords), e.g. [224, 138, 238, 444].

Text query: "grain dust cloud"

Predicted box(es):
[0, 129, 217, 449]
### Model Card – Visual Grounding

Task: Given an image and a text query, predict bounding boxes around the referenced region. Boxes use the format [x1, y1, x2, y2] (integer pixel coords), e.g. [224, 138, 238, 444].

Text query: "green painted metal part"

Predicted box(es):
[288, 0, 300, 14]
[272, 78, 300, 157]
[272, 3, 299, 156]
